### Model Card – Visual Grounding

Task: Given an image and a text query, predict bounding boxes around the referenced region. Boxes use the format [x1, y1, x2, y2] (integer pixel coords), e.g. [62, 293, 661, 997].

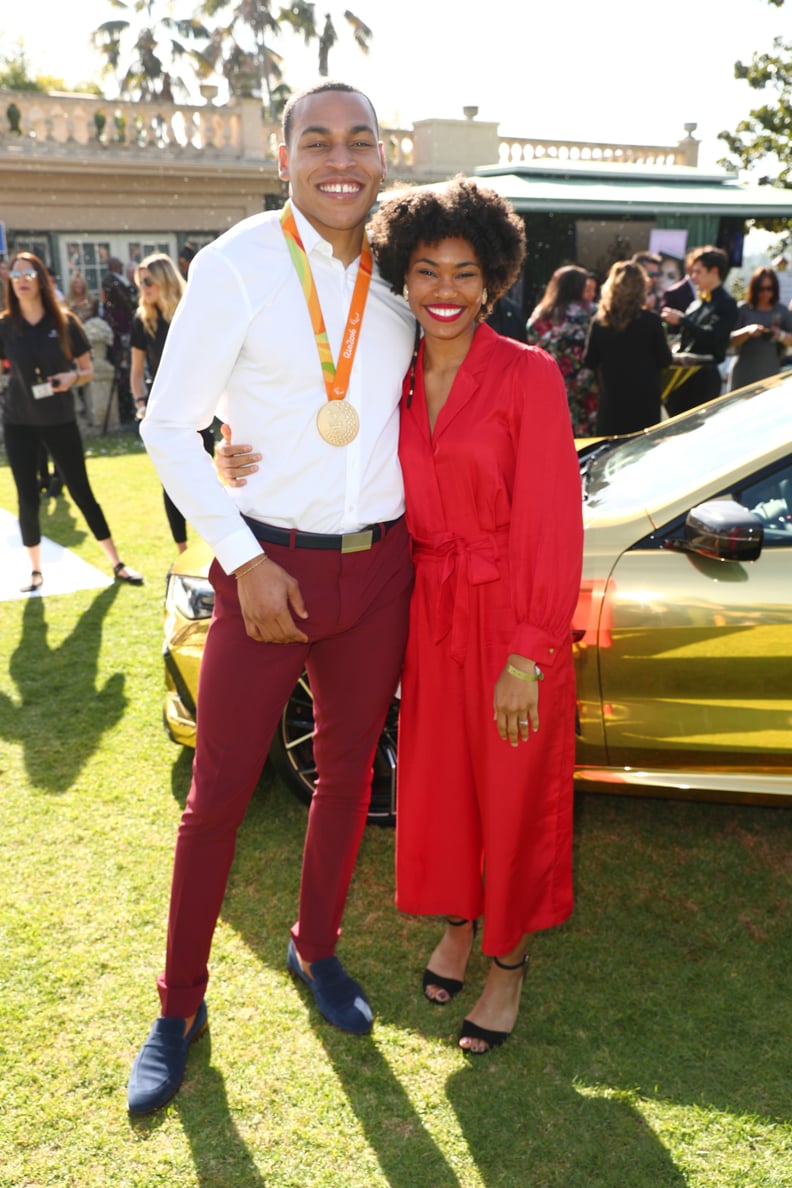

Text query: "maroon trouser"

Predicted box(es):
[157, 519, 413, 1018]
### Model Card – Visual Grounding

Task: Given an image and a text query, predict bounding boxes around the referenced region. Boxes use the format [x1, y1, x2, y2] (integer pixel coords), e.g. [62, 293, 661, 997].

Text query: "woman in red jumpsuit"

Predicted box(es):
[369, 180, 583, 1054]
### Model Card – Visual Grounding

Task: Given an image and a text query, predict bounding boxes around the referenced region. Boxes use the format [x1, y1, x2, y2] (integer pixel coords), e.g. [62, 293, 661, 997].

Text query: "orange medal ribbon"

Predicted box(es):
[280, 201, 372, 444]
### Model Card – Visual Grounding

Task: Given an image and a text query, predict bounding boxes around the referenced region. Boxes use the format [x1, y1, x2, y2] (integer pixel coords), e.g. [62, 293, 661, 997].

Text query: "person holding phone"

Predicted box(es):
[0, 252, 143, 592]
[730, 267, 792, 389]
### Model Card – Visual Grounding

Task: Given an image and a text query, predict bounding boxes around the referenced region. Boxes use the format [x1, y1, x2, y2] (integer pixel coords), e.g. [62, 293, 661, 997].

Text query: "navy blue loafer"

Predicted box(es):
[127, 1000, 208, 1115]
[287, 939, 373, 1035]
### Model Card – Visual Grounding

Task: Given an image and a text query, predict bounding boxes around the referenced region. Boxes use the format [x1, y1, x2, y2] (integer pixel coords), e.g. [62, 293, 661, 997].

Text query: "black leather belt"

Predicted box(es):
[243, 514, 402, 554]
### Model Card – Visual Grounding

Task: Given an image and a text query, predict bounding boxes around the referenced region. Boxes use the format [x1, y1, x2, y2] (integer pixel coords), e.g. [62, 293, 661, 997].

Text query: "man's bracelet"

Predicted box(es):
[506, 662, 544, 683]
[234, 552, 268, 580]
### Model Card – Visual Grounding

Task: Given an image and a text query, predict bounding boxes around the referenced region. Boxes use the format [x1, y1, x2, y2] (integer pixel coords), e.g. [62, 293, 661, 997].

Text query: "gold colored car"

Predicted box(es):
[162, 373, 792, 816]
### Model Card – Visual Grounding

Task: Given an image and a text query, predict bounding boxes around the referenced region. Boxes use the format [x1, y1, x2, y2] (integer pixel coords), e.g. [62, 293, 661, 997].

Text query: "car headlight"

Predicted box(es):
[166, 573, 215, 620]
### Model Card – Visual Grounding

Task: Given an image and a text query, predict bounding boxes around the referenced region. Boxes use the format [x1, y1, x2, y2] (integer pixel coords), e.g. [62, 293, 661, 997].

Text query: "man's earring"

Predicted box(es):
[403, 285, 409, 300]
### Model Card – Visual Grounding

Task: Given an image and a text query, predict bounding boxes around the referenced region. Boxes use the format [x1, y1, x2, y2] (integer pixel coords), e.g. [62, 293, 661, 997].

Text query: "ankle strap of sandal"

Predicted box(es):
[493, 953, 529, 971]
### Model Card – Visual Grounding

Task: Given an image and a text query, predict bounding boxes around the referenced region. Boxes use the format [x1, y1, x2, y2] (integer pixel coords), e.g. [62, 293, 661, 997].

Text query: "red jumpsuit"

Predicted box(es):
[395, 324, 583, 956]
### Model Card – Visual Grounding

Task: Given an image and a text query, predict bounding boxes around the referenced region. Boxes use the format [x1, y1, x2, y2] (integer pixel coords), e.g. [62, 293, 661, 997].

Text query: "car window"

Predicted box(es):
[584, 379, 792, 513]
[739, 463, 792, 545]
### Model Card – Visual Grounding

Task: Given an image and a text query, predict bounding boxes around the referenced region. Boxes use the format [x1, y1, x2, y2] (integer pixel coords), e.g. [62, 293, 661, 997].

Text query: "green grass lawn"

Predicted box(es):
[0, 438, 790, 1188]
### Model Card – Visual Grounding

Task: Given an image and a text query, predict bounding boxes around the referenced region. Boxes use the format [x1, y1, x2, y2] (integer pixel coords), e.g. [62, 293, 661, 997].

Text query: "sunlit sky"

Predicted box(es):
[0, 0, 786, 170]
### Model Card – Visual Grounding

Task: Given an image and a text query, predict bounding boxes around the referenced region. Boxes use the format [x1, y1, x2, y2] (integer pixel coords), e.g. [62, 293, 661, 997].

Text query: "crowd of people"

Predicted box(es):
[514, 246, 792, 435]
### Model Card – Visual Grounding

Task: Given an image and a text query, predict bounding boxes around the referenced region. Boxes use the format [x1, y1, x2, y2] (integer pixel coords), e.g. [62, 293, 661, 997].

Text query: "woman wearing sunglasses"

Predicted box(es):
[131, 252, 215, 553]
[729, 267, 792, 390]
[0, 252, 143, 593]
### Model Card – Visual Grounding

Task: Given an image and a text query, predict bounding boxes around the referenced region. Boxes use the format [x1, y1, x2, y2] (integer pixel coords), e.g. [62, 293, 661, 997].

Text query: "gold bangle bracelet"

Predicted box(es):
[234, 552, 267, 580]
[506, 662, 544, 682]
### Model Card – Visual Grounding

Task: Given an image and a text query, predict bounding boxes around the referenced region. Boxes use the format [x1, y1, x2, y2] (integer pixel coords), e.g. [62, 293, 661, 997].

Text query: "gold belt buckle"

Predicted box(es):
[341, 530, 374, 554]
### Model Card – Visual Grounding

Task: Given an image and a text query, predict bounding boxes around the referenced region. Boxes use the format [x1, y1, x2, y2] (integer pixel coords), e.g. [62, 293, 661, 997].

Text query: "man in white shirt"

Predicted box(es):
[129, 82, 415, 1115]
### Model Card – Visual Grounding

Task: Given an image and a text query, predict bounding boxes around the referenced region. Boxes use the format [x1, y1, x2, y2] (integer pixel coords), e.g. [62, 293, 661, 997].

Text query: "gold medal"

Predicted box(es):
[317, 400, 360, 446]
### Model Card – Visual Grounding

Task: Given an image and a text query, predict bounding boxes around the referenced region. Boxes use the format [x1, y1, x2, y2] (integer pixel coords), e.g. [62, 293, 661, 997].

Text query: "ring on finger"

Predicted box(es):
[518, 718, 529, 726]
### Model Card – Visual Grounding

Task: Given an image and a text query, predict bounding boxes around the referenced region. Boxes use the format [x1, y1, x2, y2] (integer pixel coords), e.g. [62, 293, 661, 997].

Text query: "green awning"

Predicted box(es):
[473, 165, 792, 218]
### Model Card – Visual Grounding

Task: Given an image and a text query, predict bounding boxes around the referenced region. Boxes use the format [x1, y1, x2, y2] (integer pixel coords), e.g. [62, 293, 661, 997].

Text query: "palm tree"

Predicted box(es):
[91, 0, 213, 100]
[278, 5, 373, 77]
[199, 0, 287, 116]
[199, 2, 372, 117]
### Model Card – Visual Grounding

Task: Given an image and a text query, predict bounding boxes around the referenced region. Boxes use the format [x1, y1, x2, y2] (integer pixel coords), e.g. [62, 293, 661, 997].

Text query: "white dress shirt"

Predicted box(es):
[141, 205, 415, 574]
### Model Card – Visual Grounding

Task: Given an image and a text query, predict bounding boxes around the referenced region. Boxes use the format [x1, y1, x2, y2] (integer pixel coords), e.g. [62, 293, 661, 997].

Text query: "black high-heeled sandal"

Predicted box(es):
[422, 918, 477, 1004]
[458, 952, 529, 1054]
[20, 570, 43, 594]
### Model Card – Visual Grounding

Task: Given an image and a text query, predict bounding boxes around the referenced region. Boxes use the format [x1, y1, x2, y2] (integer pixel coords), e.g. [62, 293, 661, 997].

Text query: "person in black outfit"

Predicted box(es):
[177, 241, 197, 280]
[661, 245, 738, 417]
[584, 260, 671, 434]
[101, 271, 136, 423]
[0, 253, 143, 592]
[485, 295, 527, 342]
[130, 252, 215, 552]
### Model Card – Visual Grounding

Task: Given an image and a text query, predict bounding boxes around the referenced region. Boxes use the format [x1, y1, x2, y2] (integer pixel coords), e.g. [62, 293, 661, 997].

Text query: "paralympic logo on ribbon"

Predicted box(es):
[342, 311, 361, 360]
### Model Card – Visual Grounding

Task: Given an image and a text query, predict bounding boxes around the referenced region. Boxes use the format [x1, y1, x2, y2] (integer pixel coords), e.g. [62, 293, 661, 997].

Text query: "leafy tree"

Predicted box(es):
[718, 0, 791, 245]
[91, 0, 213, 100]
[718, 0, 791, 189]
[0, 43, 64, 92]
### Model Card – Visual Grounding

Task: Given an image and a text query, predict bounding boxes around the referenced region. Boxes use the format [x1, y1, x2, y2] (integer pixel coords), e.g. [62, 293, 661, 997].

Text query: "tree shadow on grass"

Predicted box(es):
[0, 584, 125, 792]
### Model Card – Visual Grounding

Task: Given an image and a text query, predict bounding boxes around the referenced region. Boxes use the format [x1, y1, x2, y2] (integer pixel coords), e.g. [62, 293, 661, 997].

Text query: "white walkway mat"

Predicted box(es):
[0, 508, 112, 602]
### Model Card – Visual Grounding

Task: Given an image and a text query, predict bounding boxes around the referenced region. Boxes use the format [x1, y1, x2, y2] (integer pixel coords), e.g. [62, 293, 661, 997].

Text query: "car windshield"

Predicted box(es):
[584, 375, 792, 512]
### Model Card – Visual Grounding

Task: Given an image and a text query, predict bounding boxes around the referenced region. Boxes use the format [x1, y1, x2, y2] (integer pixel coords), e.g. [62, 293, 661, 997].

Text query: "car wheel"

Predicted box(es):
[268, 670, 399, 826]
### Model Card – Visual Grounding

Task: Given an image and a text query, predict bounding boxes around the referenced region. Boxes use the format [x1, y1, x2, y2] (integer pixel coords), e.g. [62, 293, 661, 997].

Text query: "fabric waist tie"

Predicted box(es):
[411, 525, 510, 664]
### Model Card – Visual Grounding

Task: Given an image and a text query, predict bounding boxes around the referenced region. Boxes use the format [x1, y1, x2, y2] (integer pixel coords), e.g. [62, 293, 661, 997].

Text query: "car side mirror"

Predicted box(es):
[682, 498, 763, 562]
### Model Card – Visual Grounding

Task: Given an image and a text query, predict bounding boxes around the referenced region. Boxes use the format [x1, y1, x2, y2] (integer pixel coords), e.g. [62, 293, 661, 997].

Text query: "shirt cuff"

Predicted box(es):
[214, 523, 266, 576]
[508, 625, 566, 669]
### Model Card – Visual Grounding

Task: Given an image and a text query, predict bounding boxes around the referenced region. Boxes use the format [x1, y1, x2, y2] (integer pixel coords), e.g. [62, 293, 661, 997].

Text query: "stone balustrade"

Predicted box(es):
[0, 89, 417, 171]
[498, 135, 698, 169]
[1, 89, 697, 175]
[3, 90, 244, 157]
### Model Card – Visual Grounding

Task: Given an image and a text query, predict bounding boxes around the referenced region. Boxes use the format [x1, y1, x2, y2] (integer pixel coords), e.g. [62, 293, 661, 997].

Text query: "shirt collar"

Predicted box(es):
[290, 202, 335, 261]
[290, 201, 364, 268]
